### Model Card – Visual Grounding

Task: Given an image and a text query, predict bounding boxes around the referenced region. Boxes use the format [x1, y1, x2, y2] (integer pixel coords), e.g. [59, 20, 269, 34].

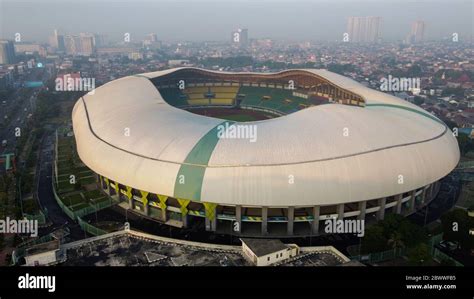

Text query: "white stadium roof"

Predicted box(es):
[72, 68, 460, 207]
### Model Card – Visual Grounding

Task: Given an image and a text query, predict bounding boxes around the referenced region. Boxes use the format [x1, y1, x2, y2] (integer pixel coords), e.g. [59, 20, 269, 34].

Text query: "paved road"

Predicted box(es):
[36, 132, 84, 240]
[1, 68, 48, 170]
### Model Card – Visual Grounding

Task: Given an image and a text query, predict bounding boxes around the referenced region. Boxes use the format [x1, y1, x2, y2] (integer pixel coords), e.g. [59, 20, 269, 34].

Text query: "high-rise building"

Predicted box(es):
[407, 21, 425, 43]
[63, 34, 95, 56]
[143, 33, 161, 49]
[0, 40, 16, 64]
[50, 29, 65, 51]
[93, 34, 107, 48]
[147, 33, 158, 43]
[49, 29, 59, 48]
[14, 43, 47, 56]
[64, 35, 80, 55]
[347, 17, 382, 43]
[231, 28, 249, 47]
[80, 34, 95, 56]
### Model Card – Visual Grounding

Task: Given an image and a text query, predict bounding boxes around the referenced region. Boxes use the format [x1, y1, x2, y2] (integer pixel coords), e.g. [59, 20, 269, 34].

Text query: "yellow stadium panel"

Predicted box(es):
[212, 86, 239, 93]
[184, 87, 208, 93]
[186, 93, 205, 99]
[211, 99, 234, 105]
[187, 99, 210, 105]
[213, 93, 236, 99]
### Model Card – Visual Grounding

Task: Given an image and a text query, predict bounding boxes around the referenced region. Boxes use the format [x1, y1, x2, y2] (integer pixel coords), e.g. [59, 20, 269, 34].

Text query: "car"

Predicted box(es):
[439, 240, 458, 251]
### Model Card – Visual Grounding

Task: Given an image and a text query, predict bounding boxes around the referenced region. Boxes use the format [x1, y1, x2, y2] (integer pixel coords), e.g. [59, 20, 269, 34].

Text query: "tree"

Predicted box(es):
[413, 96, 424, 106]
[387, 232, 405, 250]
[457, 134, 474, 156]
[407, 243, 432, 266]
[381, 214, 404, 235]
[398, 220, 428, 248]
[361, 225, 389, 253]
[380, 213, 427, 249]
[406, 64, 423, 77]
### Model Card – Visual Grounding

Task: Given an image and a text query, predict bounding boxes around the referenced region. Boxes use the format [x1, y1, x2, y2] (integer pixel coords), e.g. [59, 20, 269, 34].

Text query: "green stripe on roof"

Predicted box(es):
[366, 103, 445, 125]
[174, 121, 235, 201]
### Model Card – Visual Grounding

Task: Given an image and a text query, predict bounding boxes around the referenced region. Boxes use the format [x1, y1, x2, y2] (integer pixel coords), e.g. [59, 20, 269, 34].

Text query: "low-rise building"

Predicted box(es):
[24, 240, 61, 266]
[240, 238, 299, 266]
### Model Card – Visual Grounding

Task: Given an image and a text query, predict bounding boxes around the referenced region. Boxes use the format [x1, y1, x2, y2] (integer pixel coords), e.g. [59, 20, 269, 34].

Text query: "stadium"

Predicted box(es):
[71, 67, 460, 237]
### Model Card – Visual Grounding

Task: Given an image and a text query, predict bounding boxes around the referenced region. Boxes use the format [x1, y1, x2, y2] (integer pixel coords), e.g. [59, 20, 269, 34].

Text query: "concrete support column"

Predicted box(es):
[182, 213, 188, 228]
[157, 195, 168, 222]
[357, 201, 366, 220]
[103, 177, 110, 195]
[203, 202, 217, 232]
[409, 190, 416, 213]
[140, 191, 149, 216]
[421, 187, 427, 205]
[394, 194, 403, 214]
[287, 207, 294, 235]
[177, 199, 190, 228]
[426, 184, 432, 203]
[429, 183, 435, 201]
[110, 181, 119, 199]
[125, 186, 134, 210]
[261, 207, 268, 235]
[376, 197, 386, 220]
[312, 206, 320, 235]
[235, 205, 242, 234]
[337, 204, 345, 220]
[212, 220, 217, 232]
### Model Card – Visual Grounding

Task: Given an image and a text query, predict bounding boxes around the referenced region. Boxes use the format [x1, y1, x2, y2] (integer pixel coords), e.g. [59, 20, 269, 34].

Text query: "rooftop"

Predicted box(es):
[25, 240, 60, 256]
[240, 238, 288, 257]
[63, 234, 249, 266]
[60, 230, 348, 267]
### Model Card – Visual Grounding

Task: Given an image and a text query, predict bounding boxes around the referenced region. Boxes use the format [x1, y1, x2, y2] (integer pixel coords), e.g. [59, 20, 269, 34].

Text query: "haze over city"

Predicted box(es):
[0, 0, 472, 42]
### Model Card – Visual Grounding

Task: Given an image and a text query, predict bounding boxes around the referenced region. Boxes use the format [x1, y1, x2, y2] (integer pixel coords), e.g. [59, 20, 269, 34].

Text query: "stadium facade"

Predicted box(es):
[72, 68, 460, 237]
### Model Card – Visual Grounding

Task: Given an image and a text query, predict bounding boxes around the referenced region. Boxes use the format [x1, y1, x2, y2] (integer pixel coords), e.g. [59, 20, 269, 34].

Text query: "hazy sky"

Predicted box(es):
[0, 0, 472, 43]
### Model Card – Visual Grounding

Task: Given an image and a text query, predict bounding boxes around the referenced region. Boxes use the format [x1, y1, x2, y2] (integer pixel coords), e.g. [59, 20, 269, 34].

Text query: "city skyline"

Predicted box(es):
[0, 0, 472, 43]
